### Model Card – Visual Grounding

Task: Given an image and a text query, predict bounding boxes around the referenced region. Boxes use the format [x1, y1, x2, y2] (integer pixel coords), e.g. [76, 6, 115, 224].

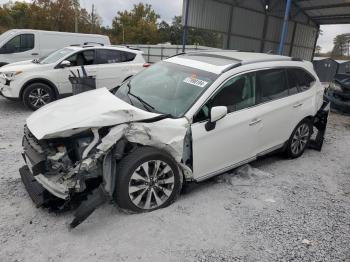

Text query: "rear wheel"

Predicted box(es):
[114, 147, 182, 213]
[22, 83, 55, 110]
[285, 119, 312, 158]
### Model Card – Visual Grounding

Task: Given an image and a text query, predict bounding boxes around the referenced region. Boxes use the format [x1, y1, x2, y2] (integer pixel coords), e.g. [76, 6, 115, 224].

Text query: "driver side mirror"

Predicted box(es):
[205, 106, 227, 131]
[60, 60, 71, 68]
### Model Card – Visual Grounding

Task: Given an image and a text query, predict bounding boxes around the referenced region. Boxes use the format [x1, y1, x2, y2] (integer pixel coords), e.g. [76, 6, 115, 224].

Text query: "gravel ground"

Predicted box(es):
[0, 96, 349, 262]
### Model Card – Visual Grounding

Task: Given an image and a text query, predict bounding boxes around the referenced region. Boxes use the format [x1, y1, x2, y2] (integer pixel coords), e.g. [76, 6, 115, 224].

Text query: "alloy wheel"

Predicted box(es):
[28, 87, 51, 108]
[291, 123, 310, 155]
[128, 160, 175, 210]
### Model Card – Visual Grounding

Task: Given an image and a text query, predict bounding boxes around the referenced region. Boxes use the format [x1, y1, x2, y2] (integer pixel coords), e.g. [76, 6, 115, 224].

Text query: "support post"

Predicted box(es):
[311, 27, 320, 61]
[226, 5, 234, 49]
[182, 0, 190, 53]
[278, 0, 292, 55]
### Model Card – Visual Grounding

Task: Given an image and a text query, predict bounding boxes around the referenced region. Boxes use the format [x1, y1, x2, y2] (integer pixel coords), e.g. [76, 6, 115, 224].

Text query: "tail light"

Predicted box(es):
[143, 63, 151, 68]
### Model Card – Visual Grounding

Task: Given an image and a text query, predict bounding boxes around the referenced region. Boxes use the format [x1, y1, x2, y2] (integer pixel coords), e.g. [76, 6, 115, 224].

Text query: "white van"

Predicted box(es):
[0, 29, 110, 67]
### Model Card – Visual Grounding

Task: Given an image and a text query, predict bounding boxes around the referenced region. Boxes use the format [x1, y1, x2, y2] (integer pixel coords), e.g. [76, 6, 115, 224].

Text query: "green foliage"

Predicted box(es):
[0, 0, 101, 34]
[332, 34, 350, 57]
[112, 3, 159, 44]
[0, 1, 223, 48]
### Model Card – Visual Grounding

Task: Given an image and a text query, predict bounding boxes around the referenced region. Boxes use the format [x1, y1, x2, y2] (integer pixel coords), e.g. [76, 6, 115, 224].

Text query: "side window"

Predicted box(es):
[286, 69, 299, 95]
[95, 49, 121, 64]
[294, 69, 315, 92]
[257, 69, 288, 102]
[95, 50, 136, 64]
[120, 51, 136, 62]
[194, 72, 256, 122]
[66, 50, 95, 66]
[0, 34, 34, 53]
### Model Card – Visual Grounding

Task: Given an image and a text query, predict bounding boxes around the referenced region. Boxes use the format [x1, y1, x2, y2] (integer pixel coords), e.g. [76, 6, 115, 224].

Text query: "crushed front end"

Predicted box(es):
[20, 125, 109, 226]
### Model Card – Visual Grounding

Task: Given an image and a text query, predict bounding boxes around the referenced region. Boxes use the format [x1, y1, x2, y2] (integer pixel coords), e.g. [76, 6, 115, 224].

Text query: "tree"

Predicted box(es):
[112, 3, 160, 44]
[0, 0, 101, 34]
[315, 45, 321, 55]
[332, 34, 350, 57]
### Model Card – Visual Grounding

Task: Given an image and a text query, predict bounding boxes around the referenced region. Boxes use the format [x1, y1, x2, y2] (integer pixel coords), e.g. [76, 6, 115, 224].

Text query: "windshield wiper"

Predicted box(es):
[127, 82, 155, 112]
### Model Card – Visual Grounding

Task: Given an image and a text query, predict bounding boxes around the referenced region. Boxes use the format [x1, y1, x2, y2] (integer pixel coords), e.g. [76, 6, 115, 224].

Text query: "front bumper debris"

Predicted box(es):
[19, 165, 48, 207]
[309, 100, 330, 151]
[19, 165, 65, 208]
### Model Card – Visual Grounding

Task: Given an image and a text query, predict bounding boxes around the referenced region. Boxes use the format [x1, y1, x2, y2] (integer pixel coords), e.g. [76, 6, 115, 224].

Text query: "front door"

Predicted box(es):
[191, 72, 261, 180]
[57, 49, 97, 94]
[0, 33, 38, 63]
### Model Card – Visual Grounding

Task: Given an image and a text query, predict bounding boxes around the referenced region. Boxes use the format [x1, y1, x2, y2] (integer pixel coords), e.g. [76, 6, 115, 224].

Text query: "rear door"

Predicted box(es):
[94, 49, 137, 89]
[253, 68, 300, 154]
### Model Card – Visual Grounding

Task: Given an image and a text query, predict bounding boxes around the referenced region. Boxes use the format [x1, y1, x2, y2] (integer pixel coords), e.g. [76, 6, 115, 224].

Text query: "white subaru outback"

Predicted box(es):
[0, 44, 147, 110]
[19, 51, 329, 228]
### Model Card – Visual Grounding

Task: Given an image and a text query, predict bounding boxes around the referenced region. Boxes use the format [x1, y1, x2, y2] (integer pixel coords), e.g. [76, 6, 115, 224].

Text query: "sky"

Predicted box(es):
[80, 0, 183, 24]
[0, 0, 348, 52]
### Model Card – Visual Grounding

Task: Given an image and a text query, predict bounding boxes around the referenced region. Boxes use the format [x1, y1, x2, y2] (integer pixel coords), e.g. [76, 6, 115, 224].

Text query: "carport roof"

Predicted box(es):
[295, 0, 350, 24]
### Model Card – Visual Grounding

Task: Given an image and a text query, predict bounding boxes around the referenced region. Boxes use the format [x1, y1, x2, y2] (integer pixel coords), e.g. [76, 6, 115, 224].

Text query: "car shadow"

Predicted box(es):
[0, 97, 31, 113]
[181, 152, 286, 196]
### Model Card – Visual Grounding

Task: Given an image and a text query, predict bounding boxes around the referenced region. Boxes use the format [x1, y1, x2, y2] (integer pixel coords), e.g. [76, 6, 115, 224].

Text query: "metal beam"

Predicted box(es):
[302, 3, 350, 11]
[226, 4, 234, 49]
[182, 0, 190, 53]
[312, 14, 350, 21]
[289, 22, 297, 56]
[278, 0, 293, 55]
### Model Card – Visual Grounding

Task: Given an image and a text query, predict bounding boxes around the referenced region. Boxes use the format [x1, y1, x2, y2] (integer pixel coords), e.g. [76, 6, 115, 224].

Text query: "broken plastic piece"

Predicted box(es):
[70, 185, 107, 228]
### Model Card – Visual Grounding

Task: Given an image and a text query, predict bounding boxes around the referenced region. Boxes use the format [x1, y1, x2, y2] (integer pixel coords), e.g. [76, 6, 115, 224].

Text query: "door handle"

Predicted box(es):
[31, 53, 39, 56]
[293, 103, 303, 108]
[249, 118, 262, 126]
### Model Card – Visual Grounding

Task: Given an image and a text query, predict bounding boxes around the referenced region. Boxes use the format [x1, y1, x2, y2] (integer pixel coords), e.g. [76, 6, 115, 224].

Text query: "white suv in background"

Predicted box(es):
[0, 44, 147, 110]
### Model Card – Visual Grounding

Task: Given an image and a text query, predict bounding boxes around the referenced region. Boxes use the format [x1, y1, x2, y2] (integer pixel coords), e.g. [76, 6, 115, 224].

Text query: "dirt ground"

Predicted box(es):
[0, 96, 349, 262]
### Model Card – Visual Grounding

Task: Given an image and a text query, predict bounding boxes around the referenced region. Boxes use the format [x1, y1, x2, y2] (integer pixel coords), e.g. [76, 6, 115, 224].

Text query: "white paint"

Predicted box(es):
[0, 45, 145, 99]
[26, 88, 160, 139]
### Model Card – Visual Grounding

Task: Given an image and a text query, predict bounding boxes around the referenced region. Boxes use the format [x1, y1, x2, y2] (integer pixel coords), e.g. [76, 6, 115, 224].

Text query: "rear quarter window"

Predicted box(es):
[257, 69, 289, 102]
[294, 68, 316, 92]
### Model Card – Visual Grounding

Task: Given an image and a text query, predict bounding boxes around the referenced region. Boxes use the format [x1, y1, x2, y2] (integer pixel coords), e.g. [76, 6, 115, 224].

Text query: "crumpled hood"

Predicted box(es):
[27, 88, 160, 139]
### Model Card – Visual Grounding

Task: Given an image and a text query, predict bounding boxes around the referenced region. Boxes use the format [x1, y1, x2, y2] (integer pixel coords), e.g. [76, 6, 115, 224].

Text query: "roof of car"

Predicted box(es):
[166, 51, 302, 74]
[66, 45, 143, 54]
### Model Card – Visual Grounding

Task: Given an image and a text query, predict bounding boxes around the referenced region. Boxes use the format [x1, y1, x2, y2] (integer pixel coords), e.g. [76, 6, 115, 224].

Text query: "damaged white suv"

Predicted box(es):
[20, 51, 329, 228]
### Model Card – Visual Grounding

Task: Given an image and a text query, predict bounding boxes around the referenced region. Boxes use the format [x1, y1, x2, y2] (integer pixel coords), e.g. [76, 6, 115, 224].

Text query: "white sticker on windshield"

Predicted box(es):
[183, 77, 208, 88]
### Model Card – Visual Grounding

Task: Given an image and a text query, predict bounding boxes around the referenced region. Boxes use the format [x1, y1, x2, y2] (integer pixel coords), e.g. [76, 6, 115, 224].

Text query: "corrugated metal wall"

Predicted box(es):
[183, 0, 319, 60]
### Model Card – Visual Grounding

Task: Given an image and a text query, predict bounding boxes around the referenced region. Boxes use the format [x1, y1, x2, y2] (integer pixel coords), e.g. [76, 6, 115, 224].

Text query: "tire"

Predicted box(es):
[285, 119, 312, 159]
[114, 147, 182, 213]
[22, 83, 55, 110]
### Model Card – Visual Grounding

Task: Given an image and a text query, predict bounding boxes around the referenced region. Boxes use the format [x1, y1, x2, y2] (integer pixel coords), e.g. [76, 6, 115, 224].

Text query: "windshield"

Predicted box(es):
[39, 48, 75, 64]
[115, 61, 218, 117]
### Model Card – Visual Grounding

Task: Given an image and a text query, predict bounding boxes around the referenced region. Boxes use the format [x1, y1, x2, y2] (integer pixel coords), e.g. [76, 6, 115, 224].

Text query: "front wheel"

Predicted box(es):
[114, 147, 182, 213]
[285, 119, 312, 158]
[22, 83, 55, 110]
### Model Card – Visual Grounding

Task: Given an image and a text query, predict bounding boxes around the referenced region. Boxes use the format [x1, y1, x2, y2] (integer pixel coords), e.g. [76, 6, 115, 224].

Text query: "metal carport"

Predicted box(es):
[182, 0, 350, 60]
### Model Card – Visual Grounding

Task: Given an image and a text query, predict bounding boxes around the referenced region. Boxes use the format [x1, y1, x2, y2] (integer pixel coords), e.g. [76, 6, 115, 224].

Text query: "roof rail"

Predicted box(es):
[167, 52, 186, 59]
[221, 57, 303, 74]
[83, 42, 104, 46]
[125, 45, 141, 51]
